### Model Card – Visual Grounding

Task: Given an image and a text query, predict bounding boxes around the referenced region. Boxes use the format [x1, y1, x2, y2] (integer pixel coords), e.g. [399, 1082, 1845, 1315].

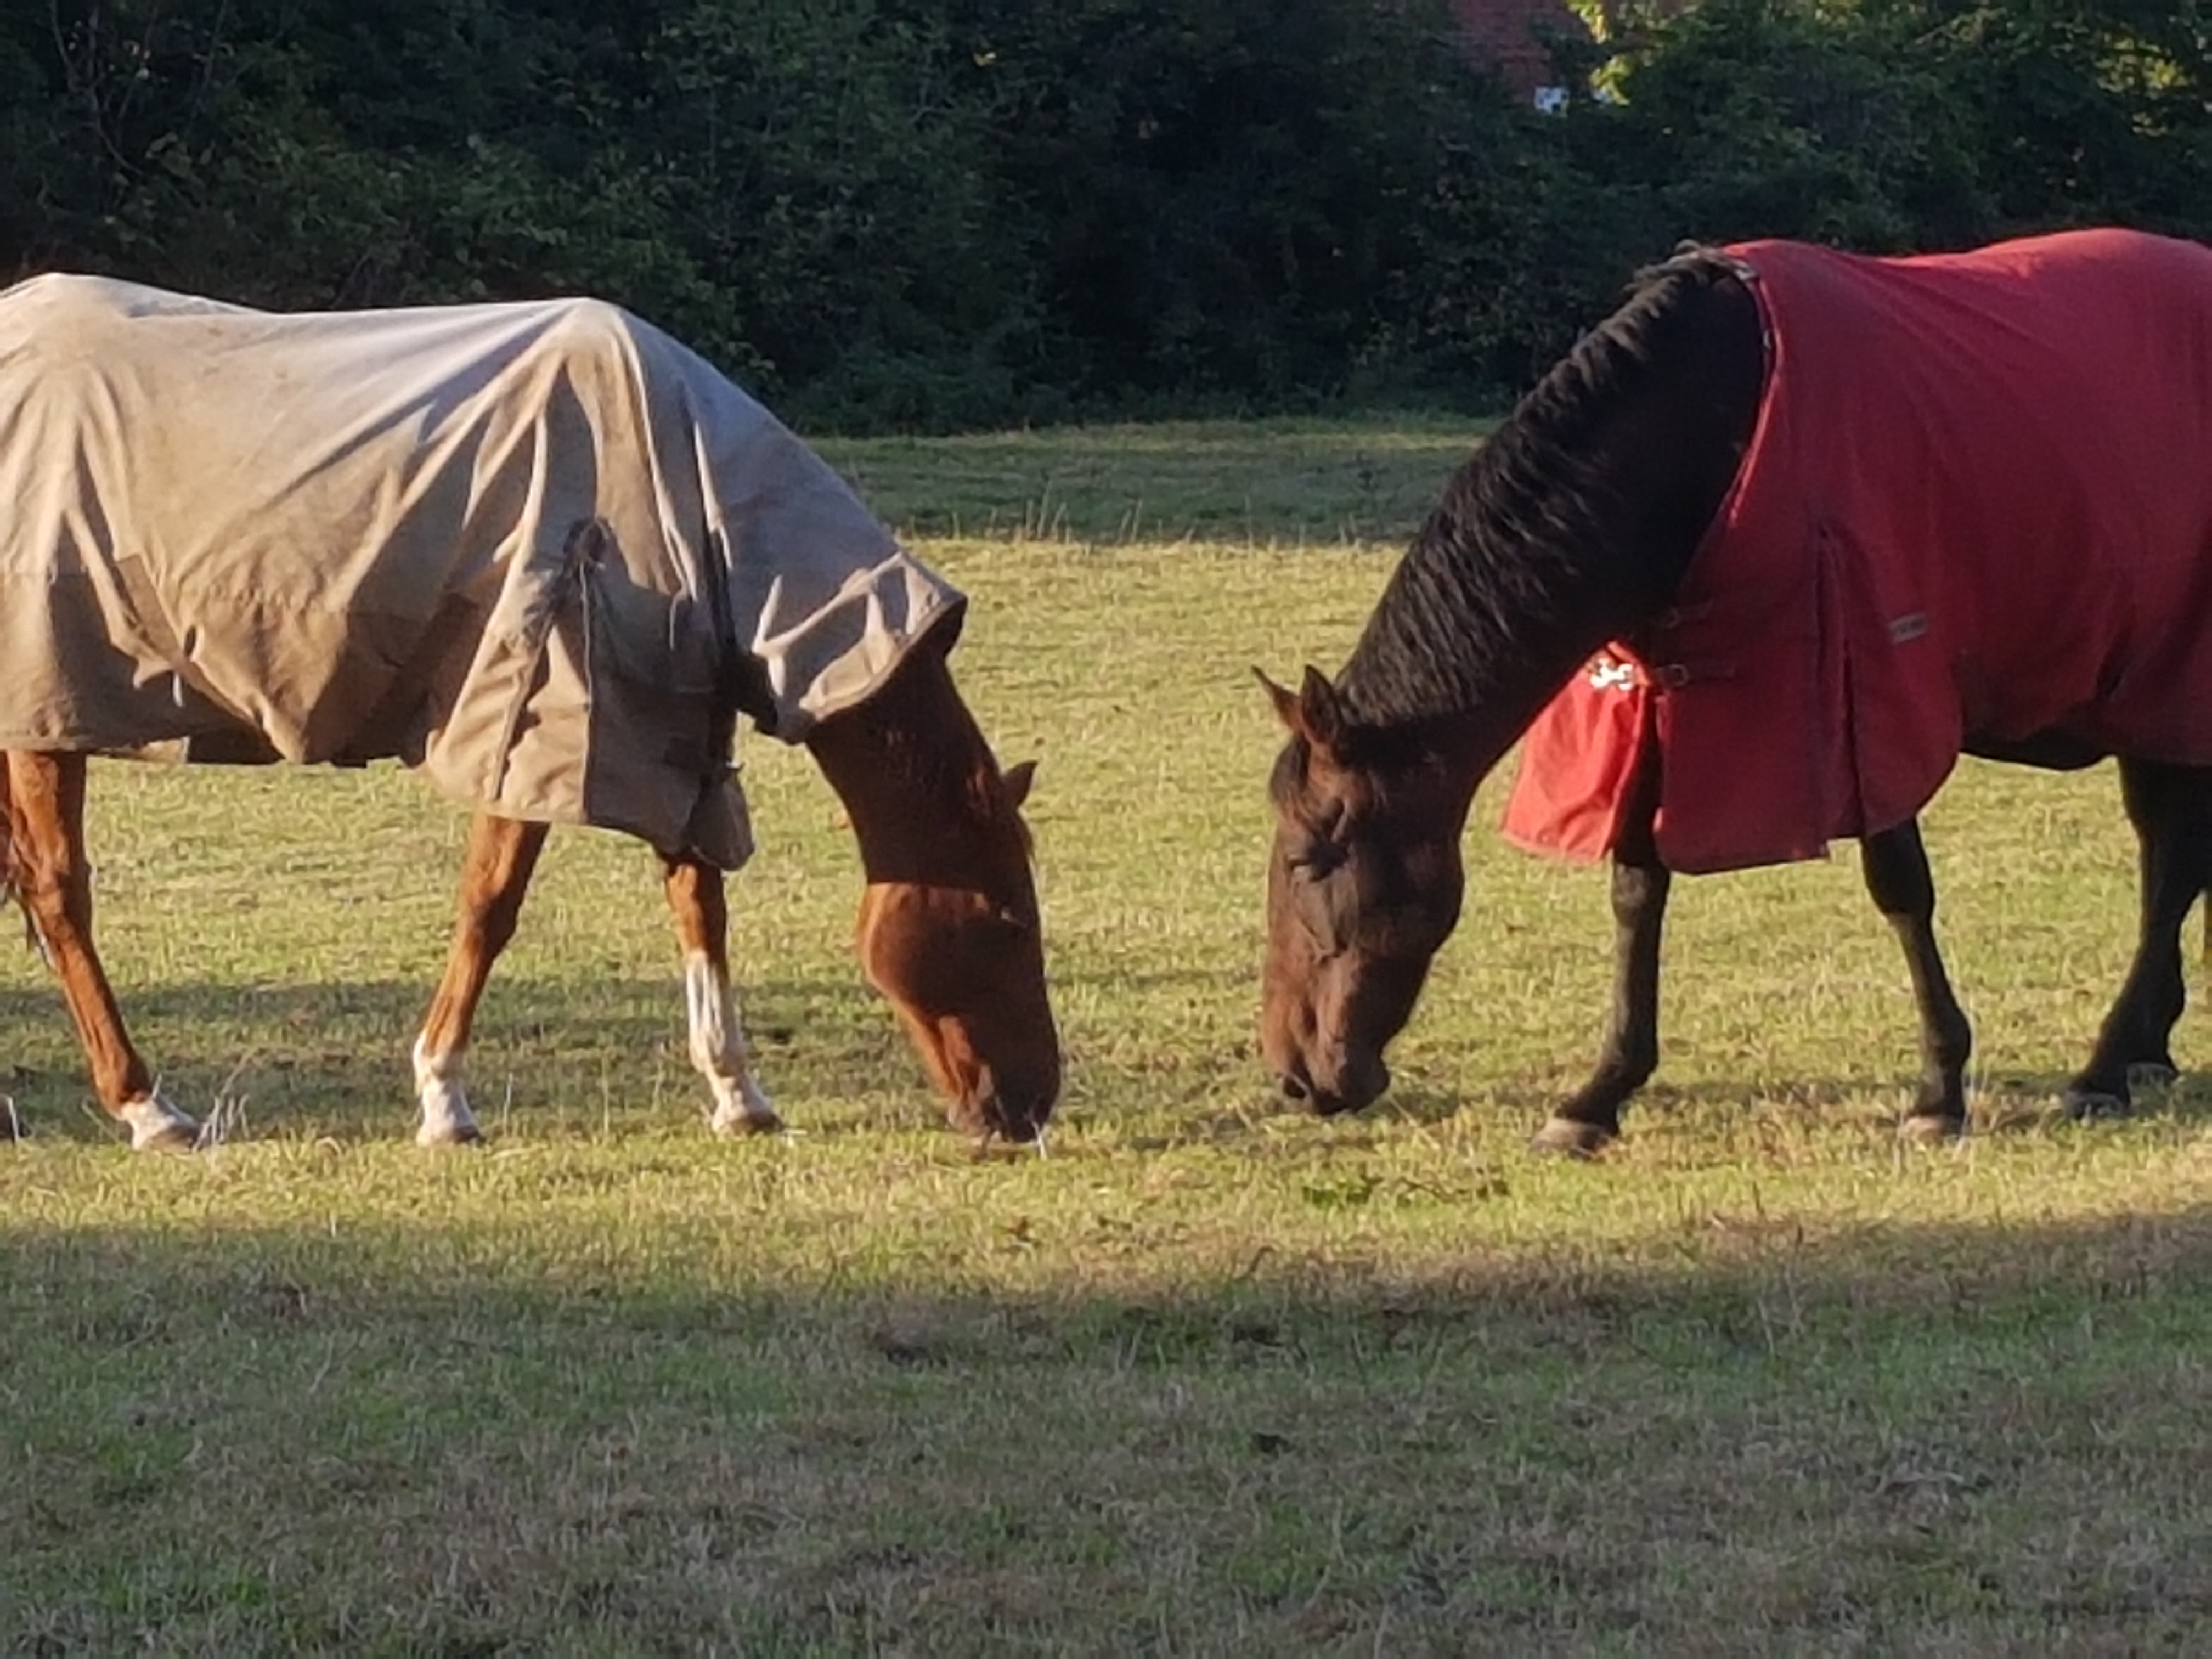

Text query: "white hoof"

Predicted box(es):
[121, 1093, 200, 1153]
[415, 1086, 483, 1147]
[413, 1037, 483, 1147]
[709, 1077, 783, 1138]
[687, 952, 781, 1137]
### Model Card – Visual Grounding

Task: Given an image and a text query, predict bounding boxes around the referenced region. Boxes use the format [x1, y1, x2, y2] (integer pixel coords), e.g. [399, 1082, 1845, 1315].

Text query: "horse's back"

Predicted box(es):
[0, 280, 666, 764]
[0, 274, 956, 866]
[1597, 228, 2212, 872]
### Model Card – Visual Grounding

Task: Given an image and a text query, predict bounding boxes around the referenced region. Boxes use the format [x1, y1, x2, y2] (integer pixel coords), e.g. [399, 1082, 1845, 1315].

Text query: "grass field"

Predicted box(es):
[3, 416, 2208, 1655]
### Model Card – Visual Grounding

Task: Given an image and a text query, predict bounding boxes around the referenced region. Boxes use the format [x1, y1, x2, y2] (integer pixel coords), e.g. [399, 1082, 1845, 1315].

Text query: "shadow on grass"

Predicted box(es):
[820, 416, 1490, 547]
[9, 953, 2207, 1157]
[1609, 1070, 2212, 1131]
[1151, 1071, 2212, 1155]
[3, 1203, 2209, 1651]
[0, 972, 913, 1144]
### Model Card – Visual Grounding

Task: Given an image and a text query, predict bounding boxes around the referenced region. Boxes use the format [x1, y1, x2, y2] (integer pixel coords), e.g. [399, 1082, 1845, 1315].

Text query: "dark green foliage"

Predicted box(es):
[919, 0, 1506, 403]
[1558, 1, 1997, 250]
[1562, 0, 2210, 254]
[1, 1, 2205, 429]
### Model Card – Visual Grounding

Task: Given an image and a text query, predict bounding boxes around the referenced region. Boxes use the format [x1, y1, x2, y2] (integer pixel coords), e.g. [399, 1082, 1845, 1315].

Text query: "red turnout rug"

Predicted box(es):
[1503, 228, 2212, 873]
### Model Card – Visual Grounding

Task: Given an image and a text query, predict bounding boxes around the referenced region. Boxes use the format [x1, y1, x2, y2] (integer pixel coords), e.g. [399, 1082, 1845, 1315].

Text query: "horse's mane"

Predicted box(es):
[1335, 248, 1750, 734]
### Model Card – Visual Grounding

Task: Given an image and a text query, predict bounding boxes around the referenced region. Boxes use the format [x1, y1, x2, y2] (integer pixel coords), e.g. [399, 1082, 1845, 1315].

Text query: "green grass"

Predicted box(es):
[4, 420, 2208, 1655]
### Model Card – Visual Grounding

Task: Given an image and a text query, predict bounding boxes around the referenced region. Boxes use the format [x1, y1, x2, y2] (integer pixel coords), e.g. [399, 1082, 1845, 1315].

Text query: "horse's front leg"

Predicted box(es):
[2064, 759, 2210, 1117]
[1859, 818, 1973, 1140]
[1534, 808, 1672, 1156]
[412, 812, 548, 1146]
[3, 751, 197, 1149]
[661, 852, 781, 1136]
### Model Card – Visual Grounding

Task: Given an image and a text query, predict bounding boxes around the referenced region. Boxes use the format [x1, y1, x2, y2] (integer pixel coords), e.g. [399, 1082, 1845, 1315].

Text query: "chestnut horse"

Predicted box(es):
[1260, 230, 2212, 1153]
[0, 614, 1059, 1153]
[0, 275, 1058, 1151]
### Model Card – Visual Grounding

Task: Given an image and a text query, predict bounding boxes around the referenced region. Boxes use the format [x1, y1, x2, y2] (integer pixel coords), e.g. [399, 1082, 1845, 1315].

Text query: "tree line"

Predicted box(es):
[3, 0, 2206, 430]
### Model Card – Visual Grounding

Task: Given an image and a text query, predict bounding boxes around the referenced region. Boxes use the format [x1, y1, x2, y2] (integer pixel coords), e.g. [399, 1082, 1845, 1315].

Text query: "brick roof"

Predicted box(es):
[1452, 0, 1591, 95]
[1454, 1, 1691, 99]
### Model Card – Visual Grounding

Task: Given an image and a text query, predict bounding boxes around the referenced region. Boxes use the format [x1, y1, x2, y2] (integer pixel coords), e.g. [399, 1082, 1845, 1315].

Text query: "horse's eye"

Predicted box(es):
[1289, 839, 1345, 879]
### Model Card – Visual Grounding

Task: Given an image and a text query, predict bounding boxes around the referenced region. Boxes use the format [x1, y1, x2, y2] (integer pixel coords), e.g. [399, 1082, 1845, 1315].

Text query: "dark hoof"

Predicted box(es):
[1531, 1116, 1616, 1159]
[418, 1122, 486, 1148]
[2125, 1059, 2178, 1091]
[1898, 1111, 1967, 1144]
[2062, 1088, 2131, 1122]
[714, 1110, 785, 1138]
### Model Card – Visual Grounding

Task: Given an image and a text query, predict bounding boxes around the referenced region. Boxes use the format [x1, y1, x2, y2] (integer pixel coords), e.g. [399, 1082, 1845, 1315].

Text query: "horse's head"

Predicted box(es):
[1257, 667, 1466, 1115]
[853, 757, 1059, 1143]
[808, 636, 1060, 1144]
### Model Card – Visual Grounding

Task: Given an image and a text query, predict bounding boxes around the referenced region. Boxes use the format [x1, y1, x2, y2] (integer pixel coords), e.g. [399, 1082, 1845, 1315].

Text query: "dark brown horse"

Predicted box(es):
[1260, 230, 2212, 1153]
[0, 274, 1059, 1150]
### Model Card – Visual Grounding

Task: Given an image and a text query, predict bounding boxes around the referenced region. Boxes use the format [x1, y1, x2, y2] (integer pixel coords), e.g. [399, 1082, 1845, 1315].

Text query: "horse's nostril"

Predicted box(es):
[1277, 1073, 1310, 1103]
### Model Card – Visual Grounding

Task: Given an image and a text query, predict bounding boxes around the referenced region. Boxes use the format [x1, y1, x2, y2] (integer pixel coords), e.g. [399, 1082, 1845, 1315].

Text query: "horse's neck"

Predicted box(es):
[1341, 274, 1763, 794]
[803, 647, 996, 889]
[1331, 505, 1648, 806]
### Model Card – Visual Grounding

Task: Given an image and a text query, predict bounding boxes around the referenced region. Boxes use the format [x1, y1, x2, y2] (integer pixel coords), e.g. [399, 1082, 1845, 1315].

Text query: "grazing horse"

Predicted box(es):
[0, 274, 1059, 1150]
[1260, 228, 2212, 1153]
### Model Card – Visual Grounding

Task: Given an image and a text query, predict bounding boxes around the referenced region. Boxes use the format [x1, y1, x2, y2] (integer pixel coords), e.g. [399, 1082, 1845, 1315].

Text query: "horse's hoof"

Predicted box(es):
[415, 1120, 485, 1148]
[121, 1097, 200, 1154]
[712, 1110, 785, 1138]
[1531, 1116, 1615, 1159]
[1898, 1111, 1967, 1144]
[2125, 1059, 2178, 1090]
[2062, 1088, 2132, 1122]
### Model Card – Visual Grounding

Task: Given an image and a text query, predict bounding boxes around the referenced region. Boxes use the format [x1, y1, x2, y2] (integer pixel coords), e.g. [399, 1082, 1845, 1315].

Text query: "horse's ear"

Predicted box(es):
[1296, 665, 1347, 750]
[1256, 668, 1301, 731]
[1255, 665, 1347, 751]
[1001, 759, 1037, 812]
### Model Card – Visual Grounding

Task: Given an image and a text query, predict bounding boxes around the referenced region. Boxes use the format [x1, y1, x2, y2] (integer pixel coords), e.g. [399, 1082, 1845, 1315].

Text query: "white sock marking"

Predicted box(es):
[413, 1034, 482, 1146]
[120, 1091, 198, 1152]
[684, 950, 777, 1132]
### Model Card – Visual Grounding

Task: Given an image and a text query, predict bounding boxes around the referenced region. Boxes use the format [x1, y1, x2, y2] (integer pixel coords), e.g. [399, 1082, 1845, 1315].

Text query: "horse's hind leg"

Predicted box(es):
[413, 812, 548, 1146]
[2064, 758, 2210, 1118]
[3, 750, 198, 1150]
[1860, 817, 1974, 1141]
[662, 852, 780, 1136]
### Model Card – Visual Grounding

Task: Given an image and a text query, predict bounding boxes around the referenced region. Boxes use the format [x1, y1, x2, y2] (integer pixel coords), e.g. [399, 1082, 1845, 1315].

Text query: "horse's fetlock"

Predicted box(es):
[1612, 1041, 1660, 1090]
[1928, 1020, 1972, 1079]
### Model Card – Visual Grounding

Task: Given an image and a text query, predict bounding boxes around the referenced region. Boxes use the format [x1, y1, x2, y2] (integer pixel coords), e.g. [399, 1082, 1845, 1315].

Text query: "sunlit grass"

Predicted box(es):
[3, 421, 2207, 1653]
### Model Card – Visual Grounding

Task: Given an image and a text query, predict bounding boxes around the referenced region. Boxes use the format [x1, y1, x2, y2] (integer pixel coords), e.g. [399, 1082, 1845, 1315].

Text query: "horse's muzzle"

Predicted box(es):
[1276, 1053, 1390, 1116]
[968, 1062, 1058, 1145]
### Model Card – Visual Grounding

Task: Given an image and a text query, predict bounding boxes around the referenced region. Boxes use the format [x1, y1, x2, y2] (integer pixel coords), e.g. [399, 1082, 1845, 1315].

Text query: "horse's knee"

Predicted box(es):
[13, 850, 88, 937]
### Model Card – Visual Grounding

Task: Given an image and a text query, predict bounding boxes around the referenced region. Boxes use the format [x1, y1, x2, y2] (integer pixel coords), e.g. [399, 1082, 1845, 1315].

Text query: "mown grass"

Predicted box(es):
[3, 419, 2208, 1655]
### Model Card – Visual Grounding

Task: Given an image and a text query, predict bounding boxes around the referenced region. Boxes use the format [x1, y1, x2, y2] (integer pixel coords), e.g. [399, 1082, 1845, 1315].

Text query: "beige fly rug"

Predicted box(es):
[0, 273, 961, 867]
